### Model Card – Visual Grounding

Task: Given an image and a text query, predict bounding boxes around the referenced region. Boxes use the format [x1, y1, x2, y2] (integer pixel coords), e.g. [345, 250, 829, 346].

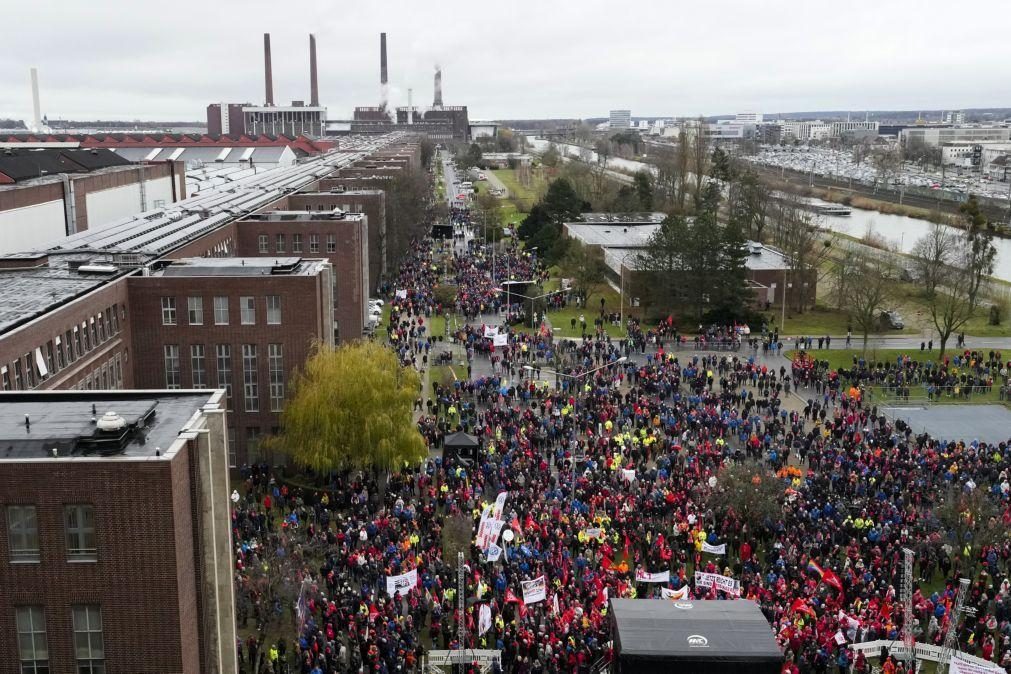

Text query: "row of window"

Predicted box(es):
[1, 304, 122, 392]
[7, 504, 96, 564]
[68, 354, 123, 393]
[161, 295, 281, 327]
[256, 233, 338, 255]
[163, 343, 284, 412]
[16, 604, 104, 674]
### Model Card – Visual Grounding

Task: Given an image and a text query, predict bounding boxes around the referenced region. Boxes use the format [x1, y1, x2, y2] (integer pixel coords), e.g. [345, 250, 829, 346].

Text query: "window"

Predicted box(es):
[66, 329, 75, 363]
[247, 427, 261, 462]
[216, 345, 232, 403]
[309, 234, 319, 253]
[14, 360, 23, 390]
[326, 234, 336, 253]
[191, 345, 206, 388]
[105, 308, 115, 336]
[275, 233, 285, 253]
[213, 296, 229, 325]
[268, 344, 284, 412]
[1, 365, 9, 391]
[89, 318, 97, 348]
[97, 315, 105, 343]
[23, 354, 34, 388]
[161, 297, 177, 325]
[258, 234, 269, 253]
[73, 326, 82, 360]
[7, 505, 39, 563]
[187, 297, 203, 325]
[242, 344, 258, 412]
[240, 296, 255, 325]
[163, 345, 180, 389]
[72, 605, 104, 674]
[227, 427, 237, 468]
[111, 305, 119, 334]
[55, 336, 65, 370]
[266, 296, 281, 325]
[292, 233, 303, 253]
[16, 606, 48, 674]
[65, 505, 97, 561]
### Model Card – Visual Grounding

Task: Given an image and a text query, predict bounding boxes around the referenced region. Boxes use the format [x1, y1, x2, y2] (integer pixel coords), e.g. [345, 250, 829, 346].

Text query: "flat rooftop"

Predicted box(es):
[241, 209, 366, 222]
[578, 212, 666, 224]
[153, 257, 325, 277]
[0, 390, 221, 461]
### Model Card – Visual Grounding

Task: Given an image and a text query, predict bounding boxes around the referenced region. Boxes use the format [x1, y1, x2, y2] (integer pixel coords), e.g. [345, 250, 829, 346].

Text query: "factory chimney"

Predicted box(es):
[30, 67, 42, 133]
[433, 66, 443, 108]
[309, 34, 319, 106]
[407, 88, 413, 124]
[263, 33, 275, 106]
[379, 33, 389, 114]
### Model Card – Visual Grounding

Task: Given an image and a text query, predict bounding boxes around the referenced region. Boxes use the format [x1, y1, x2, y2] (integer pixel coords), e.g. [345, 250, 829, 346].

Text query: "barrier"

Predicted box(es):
[847, 640, 997, 672]
[425, 649, 502, 673]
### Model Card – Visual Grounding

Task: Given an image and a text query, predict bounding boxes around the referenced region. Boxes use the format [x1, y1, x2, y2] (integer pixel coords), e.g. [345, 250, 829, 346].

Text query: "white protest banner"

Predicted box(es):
[478, 604, 492, 636]
[661, 586, 690, 600]
[833, 630, 847, 646]
[493, 333, 508, 347]
[474, 505, 492, 548]
[837, 610, 860, 630]
[950, 654, 1007, 674]
[386, 568, 418, 597]
[395, 289, 408, 299]
[621, 469, 636, 482]
[486, 543, 503, 562]
[483, 325, 499, 338]
[521, 576, 547, 604]
[694, 571, 740, 597]
[701, 542, 726, 555]
[635, 569, 671, 584]
[582, 527, 604, 541]
[492, 492, 509, 520]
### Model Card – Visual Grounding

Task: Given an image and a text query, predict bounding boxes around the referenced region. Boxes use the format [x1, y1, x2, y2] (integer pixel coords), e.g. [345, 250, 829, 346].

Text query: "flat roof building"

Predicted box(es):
[0, 388, 236, 674]
[610, 110, 631, 129]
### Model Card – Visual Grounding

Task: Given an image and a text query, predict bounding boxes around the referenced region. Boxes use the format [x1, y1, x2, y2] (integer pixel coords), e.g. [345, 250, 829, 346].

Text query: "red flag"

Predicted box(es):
[822, 569, 844, 593]
[505, 589, 523, 604]
[789, 598, 816, 618]
[601, 555, 613, 571]
[368, 604, 380, 621]
[594, 586, 609, 608]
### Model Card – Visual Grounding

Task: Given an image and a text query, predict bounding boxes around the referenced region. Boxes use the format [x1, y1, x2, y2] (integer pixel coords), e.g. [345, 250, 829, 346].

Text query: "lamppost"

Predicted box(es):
[500, 287, 567, 328]
[523, 356, 628, 509]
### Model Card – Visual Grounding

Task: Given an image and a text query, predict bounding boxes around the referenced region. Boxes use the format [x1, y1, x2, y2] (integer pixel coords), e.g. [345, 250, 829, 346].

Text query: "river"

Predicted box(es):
[526, 137, 1011, 282]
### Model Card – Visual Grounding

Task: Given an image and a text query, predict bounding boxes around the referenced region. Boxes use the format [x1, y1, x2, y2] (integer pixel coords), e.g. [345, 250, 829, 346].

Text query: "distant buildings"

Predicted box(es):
[943, 110, 966, 125]
[900, 126, 1011, 148]
[0, 388, 236, 674]
[609, 110, 632, 129]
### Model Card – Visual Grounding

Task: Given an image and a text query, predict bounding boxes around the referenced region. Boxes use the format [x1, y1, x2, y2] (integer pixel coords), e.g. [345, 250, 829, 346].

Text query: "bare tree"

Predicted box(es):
[911, 223, 957, 299]
[845, 253, 895, 353]
[690, 118, 710, 203]
[872, 147, 903, 187]
[930, 253, 977, 357]
[768, 195, 832, 313]
[675, 130, 691, 213]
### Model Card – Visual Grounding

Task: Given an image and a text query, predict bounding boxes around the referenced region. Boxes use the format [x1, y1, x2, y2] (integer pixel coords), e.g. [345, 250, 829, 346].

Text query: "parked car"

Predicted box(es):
[879, 310, 904, 330]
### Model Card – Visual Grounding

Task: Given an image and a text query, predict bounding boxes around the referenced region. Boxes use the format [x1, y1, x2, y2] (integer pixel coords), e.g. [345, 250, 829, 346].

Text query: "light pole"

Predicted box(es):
[502, 288, 567, 328]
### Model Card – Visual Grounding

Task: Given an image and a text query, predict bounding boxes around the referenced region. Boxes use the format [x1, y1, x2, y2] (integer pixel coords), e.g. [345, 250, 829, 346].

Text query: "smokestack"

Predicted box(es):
[309, 34, 319, 106]
[380, 33, 388, 85]
[433, 66, 443, 108]
[263, 33, 274, 106]
[30, 67, 42, 133]
[407, 88, 413, 124]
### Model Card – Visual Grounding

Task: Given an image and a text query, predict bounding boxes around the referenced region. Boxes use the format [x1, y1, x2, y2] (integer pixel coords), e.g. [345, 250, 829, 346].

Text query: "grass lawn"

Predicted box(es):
[546, 305, 626, 338]
[491, 168, 547, 210]
[785, 348, 1008, 404]
[762, 305, 916, 337]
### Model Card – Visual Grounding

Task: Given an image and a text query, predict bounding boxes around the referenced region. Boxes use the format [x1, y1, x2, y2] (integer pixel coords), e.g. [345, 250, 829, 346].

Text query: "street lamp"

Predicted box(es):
[499, 287, 568, 328]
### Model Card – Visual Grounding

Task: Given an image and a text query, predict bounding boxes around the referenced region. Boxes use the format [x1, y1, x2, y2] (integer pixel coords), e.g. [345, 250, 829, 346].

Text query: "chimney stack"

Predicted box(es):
[309, 34, 319, 106]
[407, 88, 413, 125]
[380, 33, 388, 86]
[263, 33, 274, 106]
[30, 67, 42, 133]
[433, 66, 443, 108]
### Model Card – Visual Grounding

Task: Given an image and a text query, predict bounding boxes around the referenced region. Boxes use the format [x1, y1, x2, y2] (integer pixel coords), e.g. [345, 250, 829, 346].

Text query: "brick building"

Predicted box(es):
[127, 257, 334, 463]
[0, 133, 417, 463]
[0, 389, 236, 674]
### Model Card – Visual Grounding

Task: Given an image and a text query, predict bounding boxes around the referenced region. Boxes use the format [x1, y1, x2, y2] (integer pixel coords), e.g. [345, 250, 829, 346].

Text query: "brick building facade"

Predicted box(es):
[0, 389, 236, 674]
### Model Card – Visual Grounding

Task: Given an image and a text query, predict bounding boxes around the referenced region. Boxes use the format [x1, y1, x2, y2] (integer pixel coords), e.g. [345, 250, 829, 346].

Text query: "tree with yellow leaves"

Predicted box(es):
[266, 341, 427, 475]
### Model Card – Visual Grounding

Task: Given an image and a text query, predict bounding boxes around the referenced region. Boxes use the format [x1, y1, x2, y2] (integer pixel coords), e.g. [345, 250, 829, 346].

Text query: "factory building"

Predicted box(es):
[0, 388, 237, 674]
[0, 133, 415, 464]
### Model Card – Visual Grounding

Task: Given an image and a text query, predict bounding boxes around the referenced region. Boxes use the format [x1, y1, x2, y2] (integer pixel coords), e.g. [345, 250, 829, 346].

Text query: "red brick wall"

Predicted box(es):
[233, 218, 367, 339]
[126, 273, 326, 463]
[0, 454, 196, 673]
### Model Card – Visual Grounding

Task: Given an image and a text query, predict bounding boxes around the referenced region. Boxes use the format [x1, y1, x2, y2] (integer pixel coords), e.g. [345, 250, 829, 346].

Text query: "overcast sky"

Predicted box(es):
[3, 0, 1009, 124]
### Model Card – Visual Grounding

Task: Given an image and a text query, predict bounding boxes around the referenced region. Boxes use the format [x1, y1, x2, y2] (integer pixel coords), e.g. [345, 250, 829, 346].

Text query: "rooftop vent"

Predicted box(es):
[77, 263, 118, 274]
[96, 411, 126, 432]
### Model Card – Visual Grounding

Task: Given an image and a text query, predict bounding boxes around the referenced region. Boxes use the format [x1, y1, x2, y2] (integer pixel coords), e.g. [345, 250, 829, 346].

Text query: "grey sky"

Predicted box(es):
[2, 0, 1009, 124]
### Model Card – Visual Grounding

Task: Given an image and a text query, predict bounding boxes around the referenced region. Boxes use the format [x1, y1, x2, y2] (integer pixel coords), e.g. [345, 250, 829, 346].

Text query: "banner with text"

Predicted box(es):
[521, 576, 547, 604]
[386, 568, 418, 597]
[635, 569, 671, 583]
[492, 491, 509, 520]
[694, 571, 740, 597]
[661, 586, 690, 600]
[701, 542, 726, 555]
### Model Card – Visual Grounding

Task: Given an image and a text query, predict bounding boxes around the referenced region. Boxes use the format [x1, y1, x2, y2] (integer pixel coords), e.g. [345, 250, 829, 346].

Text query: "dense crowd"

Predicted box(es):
[231, 219, 1011, 674]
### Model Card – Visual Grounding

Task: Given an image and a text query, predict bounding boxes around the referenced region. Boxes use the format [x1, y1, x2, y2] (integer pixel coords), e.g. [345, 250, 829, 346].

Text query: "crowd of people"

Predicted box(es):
[230, 216, 1011, 674]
